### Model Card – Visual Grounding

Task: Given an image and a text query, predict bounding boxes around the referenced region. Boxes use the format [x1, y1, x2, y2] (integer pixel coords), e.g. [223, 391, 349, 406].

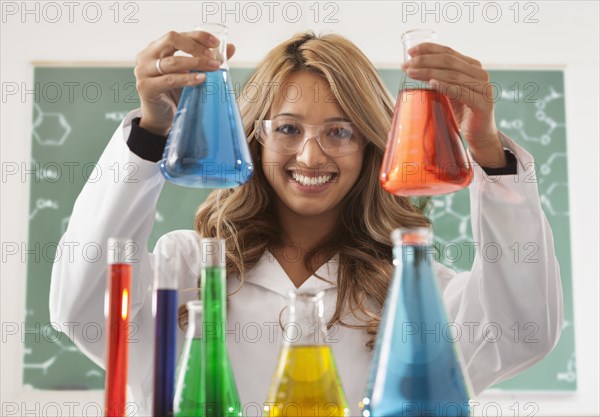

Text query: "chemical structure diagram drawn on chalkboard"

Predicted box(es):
[32, 103, 72, 146]
[557, 352, 577, 383]
[498, 87, 564, 146]
[29, 198, 59, 220]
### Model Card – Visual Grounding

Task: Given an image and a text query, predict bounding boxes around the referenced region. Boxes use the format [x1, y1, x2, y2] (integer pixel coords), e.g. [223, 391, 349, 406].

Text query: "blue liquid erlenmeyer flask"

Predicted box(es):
[361, 227, 471, 417]
[160, 23, 253, 188]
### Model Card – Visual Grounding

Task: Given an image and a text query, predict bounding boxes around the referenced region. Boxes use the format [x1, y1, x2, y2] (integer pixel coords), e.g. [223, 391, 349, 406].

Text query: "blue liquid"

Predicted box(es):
[153, 289, 178, 417]
[362, 245, 470, 417]
[160, 69, 254, 188]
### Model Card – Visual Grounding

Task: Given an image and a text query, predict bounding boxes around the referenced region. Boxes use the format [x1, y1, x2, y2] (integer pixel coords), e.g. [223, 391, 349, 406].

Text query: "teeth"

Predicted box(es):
[291, 172, 333, 186]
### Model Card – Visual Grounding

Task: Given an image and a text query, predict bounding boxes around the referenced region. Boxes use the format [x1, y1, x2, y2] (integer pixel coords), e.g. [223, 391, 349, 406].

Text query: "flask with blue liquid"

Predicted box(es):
[360, 227, 471, 417]
[160, 23, 253, 188]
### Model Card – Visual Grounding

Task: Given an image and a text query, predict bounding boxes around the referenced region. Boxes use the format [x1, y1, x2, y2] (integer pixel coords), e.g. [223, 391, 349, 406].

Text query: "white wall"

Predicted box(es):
[1, 1, 598, 416]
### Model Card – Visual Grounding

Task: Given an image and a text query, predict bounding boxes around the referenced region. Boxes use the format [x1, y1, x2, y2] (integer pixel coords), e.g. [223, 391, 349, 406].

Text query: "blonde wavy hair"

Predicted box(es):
[188, 31, 430, 349]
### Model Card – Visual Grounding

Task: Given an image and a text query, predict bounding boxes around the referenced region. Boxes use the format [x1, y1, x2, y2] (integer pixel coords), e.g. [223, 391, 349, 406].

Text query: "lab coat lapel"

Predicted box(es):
[240, 250, 338, 296]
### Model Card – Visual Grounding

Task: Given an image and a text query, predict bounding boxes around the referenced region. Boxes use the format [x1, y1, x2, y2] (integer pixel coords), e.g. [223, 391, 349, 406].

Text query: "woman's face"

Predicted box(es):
[261, 71, 365, 219]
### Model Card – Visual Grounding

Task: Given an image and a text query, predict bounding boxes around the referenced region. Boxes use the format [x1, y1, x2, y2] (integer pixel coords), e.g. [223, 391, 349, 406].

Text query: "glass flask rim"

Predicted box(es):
[287, 289, 326, 302]
[391, 226, 432, 246]
[193, 22, 228, 35]
[186, 300, 203, 312]
[401, 28, 438, 43]
[200, 237, 225, 244]
[200, 237, 226, 268]
[107, 237, 135, 265]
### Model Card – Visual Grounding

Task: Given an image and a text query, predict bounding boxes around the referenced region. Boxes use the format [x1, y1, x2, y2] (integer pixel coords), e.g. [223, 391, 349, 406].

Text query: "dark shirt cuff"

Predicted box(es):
[126, 119, 518, 175]
[480, 150, 518, 176]
[127, 117, 168, 162]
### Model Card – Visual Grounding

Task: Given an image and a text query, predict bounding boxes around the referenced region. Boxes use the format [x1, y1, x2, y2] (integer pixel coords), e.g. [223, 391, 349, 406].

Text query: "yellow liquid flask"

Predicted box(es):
[265, 291, 349, 417]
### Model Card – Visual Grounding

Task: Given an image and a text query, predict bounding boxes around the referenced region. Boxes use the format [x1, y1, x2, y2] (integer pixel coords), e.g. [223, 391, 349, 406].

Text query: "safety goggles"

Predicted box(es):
[255, 119, 365, 157]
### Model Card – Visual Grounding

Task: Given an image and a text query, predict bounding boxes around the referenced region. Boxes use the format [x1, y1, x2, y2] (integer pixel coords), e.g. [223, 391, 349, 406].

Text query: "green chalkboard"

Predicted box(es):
[26, 66, 574, 391]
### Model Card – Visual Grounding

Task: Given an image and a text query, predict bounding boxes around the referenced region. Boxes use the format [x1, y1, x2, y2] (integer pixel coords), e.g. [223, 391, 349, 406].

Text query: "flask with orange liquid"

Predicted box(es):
[380, 29, 473, 196]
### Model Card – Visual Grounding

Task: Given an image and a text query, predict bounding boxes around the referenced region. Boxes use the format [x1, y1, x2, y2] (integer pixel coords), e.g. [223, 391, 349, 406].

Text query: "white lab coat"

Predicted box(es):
[49, 109, 563, 417]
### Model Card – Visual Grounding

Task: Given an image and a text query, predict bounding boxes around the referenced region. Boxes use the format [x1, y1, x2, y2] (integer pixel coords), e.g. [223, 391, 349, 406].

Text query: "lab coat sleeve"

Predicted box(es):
[435, 131, 564, 396]
[49, 109, 165, 414]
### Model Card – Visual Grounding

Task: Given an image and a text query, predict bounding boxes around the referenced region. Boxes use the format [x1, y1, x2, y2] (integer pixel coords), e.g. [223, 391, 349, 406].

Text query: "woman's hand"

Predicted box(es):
[402, 43, 506, 168]
[134, 30, 236, 136]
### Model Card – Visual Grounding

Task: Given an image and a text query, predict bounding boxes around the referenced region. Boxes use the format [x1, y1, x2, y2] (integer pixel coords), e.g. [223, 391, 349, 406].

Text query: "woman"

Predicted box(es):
[50, 30, 563, 416]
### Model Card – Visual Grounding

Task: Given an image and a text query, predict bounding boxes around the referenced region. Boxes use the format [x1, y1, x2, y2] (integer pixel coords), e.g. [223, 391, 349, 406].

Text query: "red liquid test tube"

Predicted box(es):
[104, 238, 133, 417]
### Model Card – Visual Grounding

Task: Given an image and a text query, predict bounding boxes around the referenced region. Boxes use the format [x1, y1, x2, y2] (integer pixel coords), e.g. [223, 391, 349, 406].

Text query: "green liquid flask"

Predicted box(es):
[200, 238, 243, 417]
[360, 227, 471, 417]
[265, 290, 349, 417]
[174, 301, 204, 417]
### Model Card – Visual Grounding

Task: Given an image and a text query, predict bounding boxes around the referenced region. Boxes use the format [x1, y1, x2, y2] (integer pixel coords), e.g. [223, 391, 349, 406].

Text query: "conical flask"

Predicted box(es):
[200, 238, 243, 417]
[173, 301, 204, 417]
[160, 23, 254, 188]
[380, 29, 473, 196]
[360, 227, 471, 417]
[265, 290, 349, 417]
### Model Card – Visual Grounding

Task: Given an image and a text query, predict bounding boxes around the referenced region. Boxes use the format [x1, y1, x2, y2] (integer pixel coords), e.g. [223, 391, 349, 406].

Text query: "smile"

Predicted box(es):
[286, 170, 338, 187]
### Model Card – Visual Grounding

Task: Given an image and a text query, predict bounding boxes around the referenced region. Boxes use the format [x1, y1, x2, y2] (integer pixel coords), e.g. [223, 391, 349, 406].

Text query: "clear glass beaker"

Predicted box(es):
[360, 227, 471, 417]
[265, 290, 349, 417]
[380, 29, 473, 196]
[160, 23, 254, 188]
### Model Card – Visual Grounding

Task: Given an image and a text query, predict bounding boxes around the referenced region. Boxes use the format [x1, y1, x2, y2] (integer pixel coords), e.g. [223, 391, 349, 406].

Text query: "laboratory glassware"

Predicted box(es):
[360, 227, 471, 417]
[380, 29, 473, 196]
[160, 23, 253, 188]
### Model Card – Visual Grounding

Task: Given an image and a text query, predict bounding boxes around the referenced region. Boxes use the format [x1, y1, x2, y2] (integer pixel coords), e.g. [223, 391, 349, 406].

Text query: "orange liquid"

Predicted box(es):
[380, 89, 473, 196]
[104, 263, 131, 417]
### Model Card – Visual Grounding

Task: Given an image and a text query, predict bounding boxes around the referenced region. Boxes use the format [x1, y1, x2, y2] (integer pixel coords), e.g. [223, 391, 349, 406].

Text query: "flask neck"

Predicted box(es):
[201, 266, 227, 333]
[185, 301, 203, 338]
[400, 29, 438, 91]
[283, 291, 329, 346]
[107, 237, 135, 265]
[392, 227, 434, 264]
[153, 238, 179, 290]
[200, 238, 227, 337]
[195, 23, 229, 70]
[391, 227, 432, 246]
[402, 29, 437, 61]
[200, 238, 226, 267]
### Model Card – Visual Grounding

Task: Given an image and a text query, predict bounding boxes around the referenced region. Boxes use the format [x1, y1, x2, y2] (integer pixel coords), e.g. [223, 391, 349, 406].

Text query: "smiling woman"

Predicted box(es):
[49, 30, 563, 416]
[195, 33, 430, 319]
[261, 73, 366, 217]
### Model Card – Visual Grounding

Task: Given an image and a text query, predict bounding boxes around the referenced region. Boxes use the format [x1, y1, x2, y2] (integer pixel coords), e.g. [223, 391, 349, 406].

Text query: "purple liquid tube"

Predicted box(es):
[152, 237, 180, 416]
